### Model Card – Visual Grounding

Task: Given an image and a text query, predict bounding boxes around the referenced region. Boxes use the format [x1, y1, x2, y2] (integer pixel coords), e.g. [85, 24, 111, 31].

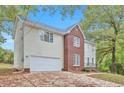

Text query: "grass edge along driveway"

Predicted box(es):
[0, 63, 12, 69]
[88, 73, 124, 85]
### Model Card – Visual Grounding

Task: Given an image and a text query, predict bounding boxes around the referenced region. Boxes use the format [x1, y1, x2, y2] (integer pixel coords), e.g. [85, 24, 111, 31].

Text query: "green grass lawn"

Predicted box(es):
[0, 63, 12, 69]
[89, 73, 124, 85]
[0, 63, 13, 75]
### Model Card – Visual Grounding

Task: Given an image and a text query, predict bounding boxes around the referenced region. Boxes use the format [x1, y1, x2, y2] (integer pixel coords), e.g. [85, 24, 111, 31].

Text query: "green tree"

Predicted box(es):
[81, 6, 124, 73]
[0, 47, 5, 62]
[0, 47, 13, 64]
[86, 28, 124, 72]
[0, 5, 81, 64]
[0, 5, 81, 44]
[0, 5, 39, 45]
[3, 50, 13, 64]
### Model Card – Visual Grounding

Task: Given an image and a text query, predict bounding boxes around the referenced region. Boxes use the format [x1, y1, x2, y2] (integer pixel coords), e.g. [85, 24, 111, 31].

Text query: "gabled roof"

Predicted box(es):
[65, 23, 86, 39]
[13, 16, 86, 39]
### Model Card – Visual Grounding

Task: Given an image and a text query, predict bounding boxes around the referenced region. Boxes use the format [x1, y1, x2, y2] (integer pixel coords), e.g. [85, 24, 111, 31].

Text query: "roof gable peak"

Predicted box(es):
[65, 24, 86, 39]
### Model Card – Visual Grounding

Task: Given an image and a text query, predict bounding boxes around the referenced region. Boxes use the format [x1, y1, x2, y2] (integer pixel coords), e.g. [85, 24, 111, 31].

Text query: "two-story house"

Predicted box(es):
[13, 16, 96, 72]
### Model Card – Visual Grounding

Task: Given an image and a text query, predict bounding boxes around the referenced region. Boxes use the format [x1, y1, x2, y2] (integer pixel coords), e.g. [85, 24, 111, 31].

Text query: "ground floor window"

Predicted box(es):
[87, 57, 90, 66]
[73, 54, 80, 66]
[92, 58, 94, 65]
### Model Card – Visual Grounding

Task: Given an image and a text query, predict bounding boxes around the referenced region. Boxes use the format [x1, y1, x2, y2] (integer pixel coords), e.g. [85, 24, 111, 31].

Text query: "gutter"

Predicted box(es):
[23, 20, 65, 36]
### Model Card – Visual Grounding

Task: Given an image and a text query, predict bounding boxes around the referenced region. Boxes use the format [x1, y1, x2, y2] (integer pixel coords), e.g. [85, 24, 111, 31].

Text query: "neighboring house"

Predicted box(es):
[84, 40, 96, 68]
[13, 16, 96, 72]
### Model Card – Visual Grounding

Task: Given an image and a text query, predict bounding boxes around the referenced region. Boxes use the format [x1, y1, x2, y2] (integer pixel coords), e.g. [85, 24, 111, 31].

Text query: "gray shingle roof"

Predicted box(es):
[15, 16, 95, 44]
[18, 15, 76, 33]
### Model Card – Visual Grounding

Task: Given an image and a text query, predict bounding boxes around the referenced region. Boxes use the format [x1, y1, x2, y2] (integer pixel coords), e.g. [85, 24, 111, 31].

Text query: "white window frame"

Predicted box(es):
[49, 33, 53, 43]
[92, 58, 94, 66]
[73, 54, 80, 66]
[39, 31, 44, 41]
[87, 57, 90, 66]
[73, 36, 80, 48]
[44, 32, 49, 42]
[39, 31, 53, 43]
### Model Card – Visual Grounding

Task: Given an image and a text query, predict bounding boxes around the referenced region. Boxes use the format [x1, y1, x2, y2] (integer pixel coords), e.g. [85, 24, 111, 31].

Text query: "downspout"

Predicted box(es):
[22, 16, 28, 71]
[21, 22, 24, 70]
[17, 16, 25, 70]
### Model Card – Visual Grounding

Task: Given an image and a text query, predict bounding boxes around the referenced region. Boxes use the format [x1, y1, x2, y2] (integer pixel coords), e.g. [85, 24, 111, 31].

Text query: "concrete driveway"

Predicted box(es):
[0, 72, 122, 87]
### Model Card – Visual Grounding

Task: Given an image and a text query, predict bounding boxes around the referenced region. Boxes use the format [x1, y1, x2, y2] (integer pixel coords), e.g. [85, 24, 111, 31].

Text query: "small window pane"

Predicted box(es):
[92, 58, 94, 65]
[77, 38, 80, 47]
[73, 54, 76, 65]
[87, 57, 90, 66]
[73, 54, 80, 66]
[73, 36, 80, 47]
[39, 31, 44, 41]
[44, 32, 49, 42]
[77, 54, 80, 65]
[50, 33, 53, 43]
[73, 37, 77, 47]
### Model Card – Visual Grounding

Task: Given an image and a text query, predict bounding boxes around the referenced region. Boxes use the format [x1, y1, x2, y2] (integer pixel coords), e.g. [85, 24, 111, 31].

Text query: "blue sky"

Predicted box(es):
[1, 6, 87, 51]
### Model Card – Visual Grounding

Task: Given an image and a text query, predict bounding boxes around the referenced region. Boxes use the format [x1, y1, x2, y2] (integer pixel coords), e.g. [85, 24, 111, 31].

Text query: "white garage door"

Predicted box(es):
[30, 56, 63, 72]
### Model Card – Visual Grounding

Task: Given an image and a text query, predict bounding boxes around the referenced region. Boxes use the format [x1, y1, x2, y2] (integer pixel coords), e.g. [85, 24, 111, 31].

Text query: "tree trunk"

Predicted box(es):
[111, 39, 116, 73]
[112, 39, 116, 64]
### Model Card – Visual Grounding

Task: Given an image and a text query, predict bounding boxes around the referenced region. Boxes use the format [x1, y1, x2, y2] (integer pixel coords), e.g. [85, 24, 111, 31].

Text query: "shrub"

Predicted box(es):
[109, 63, 117, 73]
[99, 67, 109, 72]
[109, 63, 124, 75]
[82, 68, 90, 72]
[98, 63, 110, 72]
[116, 63, 123, 74]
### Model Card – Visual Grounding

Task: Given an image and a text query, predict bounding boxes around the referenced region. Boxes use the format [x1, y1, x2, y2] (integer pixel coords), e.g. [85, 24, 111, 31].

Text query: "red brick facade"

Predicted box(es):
[64, 25, 84, 72]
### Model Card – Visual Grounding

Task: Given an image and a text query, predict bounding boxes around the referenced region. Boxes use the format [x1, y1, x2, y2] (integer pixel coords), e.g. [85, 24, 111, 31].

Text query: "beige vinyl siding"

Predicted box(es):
[84, 41, 96, 67]
[23, 25, 64, 68]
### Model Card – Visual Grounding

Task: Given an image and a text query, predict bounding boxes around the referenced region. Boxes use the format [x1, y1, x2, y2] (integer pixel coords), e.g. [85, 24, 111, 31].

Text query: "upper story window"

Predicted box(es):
[92, 47, 95, 52]
[39, 31, 53, 43]
[73, 54, 80, 66]
[73, 36, 80, 47]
